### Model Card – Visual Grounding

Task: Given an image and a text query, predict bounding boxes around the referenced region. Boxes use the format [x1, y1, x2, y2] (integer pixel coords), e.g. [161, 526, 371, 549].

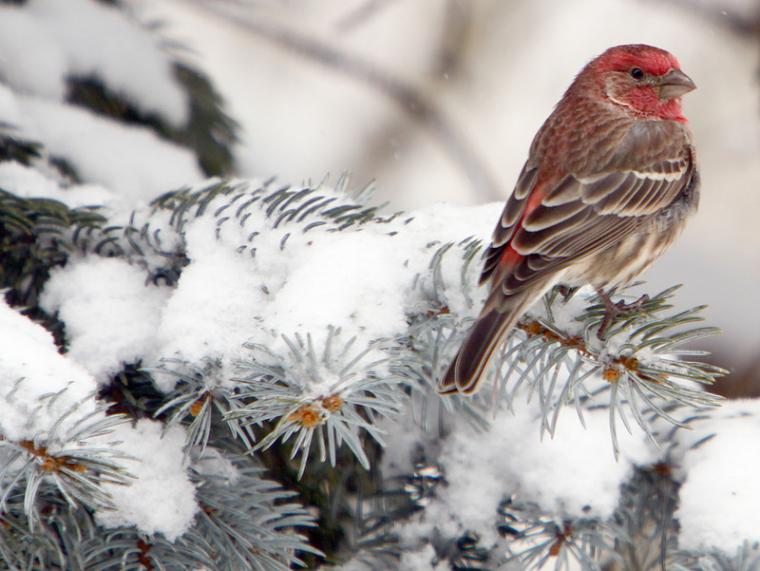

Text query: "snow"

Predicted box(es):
[0, 297, 196, 541]
[152, 187, 497, 390]
[40, 257, 170, 383]
[95, 419, 198, 540]
[193, 447, 240, 484]
[0, 0, 188, 125]
[267, 230, 409, 338]
[16, 97, 202, 201]
[399, 544, 443, 570]
[0, 87, 201, 208]
[1, 160, 755, 559]
[7, 171, 752, 554]
[1, 163, 747, 556]
[673, 399, 760, 552]
[0, 0, 202, 209]
[424, 399, 657, 546]
[0, 299, 98, 441]
[153, 215, 263, 390]
[0, 6, 67, 100]
[0, 161, 114, 208]
[0, 84, 24, 126]
[19, 0, 189, 126]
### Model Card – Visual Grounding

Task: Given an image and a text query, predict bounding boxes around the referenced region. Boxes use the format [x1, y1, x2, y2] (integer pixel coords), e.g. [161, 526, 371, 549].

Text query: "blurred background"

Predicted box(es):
[136, 0, 760, 396]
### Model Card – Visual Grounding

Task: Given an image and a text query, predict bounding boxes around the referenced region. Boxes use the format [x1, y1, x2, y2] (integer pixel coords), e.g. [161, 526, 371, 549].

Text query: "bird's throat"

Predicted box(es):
[610, 90, 687, 122]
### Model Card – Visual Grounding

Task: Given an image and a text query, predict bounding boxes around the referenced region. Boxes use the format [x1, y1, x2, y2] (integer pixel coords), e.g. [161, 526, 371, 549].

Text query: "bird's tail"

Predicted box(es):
[439, 295, 532, 396]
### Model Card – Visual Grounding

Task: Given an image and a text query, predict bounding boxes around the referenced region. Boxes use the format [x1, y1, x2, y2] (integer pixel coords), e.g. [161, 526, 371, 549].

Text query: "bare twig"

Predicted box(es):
[641, 0, 760, 36]
[335, 0, 402, 32]
[343, 0, 475, 188]
[184, 0, 502, 203]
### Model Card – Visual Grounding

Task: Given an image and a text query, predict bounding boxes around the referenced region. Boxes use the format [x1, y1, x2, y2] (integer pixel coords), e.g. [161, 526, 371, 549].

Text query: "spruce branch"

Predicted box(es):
[0, 190, 105, 310]
[81, 528, 214, 571]
[0, 481, 96, 570]
[0, 124, 42, 166]
[228, 328, 405, 479]
[147, 177, 382, 237]
[190, 454, 322, 570]
[0, 394, 131, 528]
[499, 496, 613, 570]
[345, 461, 616, 570]
[337, 239, 730, 569]
[0, 172, 734, 567]
[74, 178, 385, 288]
[411, 242, 727, 455]
[392, 314, 492, 433]
[99, 363, 167, 420]
[1, 444, 321, 570]
[670, 544, 760, 570]
[608, 465, 680, 571]
[65, 61, 239, 178]
[153, 358, 255, 454]
[346, 462, 444, 569]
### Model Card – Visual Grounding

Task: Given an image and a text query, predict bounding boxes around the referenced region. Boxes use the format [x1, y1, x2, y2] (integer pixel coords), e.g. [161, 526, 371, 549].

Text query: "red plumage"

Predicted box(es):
[440, 44, 699, 396]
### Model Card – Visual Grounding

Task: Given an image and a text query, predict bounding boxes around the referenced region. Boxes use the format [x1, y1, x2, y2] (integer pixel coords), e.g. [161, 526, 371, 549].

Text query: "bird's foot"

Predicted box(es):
[595, 288, 650, 340]
[556, 284, 579, 301]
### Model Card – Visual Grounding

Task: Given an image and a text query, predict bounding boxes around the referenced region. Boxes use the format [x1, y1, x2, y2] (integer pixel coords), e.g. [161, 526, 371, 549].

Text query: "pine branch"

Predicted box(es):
[346, 462, 443, 569]
[229, 329, 404, 479]
[0, 175, 733, 567]
[0, 190, 105, 311]
[154, 358, 255, 454]
[190, 454, 322, 570]
[408, 242, 726, 454]
[671, 543, 760, 570]
[608, 466, 679, 570]
[499, 497, 612, 570]
[0, 393, 130, 530]
[0, 125, 42, 166]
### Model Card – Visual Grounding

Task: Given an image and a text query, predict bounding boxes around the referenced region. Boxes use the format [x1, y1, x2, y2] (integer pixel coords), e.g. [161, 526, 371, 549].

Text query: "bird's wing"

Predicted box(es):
[479, 120, 696, 312]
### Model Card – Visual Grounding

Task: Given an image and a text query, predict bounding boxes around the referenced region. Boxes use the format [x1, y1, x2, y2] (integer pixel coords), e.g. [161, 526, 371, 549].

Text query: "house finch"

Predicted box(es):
[440, 44, 698, 396]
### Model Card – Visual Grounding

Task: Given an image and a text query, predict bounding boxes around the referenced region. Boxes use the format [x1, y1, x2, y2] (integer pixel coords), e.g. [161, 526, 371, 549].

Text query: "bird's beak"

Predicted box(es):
[657, 69, 696, 99]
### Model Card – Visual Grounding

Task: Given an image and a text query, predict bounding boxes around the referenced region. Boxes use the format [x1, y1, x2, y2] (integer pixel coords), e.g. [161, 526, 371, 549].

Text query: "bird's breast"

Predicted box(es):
[566, 212, 689, 289]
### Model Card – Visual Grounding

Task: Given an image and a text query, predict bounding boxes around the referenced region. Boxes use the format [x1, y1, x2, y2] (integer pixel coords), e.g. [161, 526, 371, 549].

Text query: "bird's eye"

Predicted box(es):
[630, 67, 644, 80]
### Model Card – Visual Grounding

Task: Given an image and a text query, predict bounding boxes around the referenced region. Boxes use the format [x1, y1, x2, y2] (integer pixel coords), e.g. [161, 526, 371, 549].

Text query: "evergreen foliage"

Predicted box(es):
[1, 175, 740, 569]
[67, 62, 238, 177]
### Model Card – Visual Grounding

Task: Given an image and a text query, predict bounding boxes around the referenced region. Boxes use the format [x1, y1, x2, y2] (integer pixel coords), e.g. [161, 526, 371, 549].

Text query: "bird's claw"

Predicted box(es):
[556, 285, 579, 301]
[596, 289, 650, 340]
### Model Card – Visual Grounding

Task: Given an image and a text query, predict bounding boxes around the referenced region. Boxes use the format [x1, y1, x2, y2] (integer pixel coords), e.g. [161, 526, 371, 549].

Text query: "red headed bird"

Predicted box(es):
[440, 44, 698, 396]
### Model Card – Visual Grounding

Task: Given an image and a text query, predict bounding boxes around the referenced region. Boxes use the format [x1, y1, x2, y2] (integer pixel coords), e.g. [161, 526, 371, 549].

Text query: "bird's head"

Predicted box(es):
[585, 44, 695, 122]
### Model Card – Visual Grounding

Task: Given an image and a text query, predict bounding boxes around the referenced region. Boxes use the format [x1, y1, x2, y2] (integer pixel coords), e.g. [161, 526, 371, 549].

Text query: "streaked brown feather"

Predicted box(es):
[513, 208, 592, 253]
[439, 287, 545, 395]
[543, 175, 579, 206]
[523, 200, 588, 230]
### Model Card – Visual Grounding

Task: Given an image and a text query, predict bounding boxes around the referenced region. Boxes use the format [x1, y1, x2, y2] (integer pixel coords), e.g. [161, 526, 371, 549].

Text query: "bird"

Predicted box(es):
[439, 44, 699, 396]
